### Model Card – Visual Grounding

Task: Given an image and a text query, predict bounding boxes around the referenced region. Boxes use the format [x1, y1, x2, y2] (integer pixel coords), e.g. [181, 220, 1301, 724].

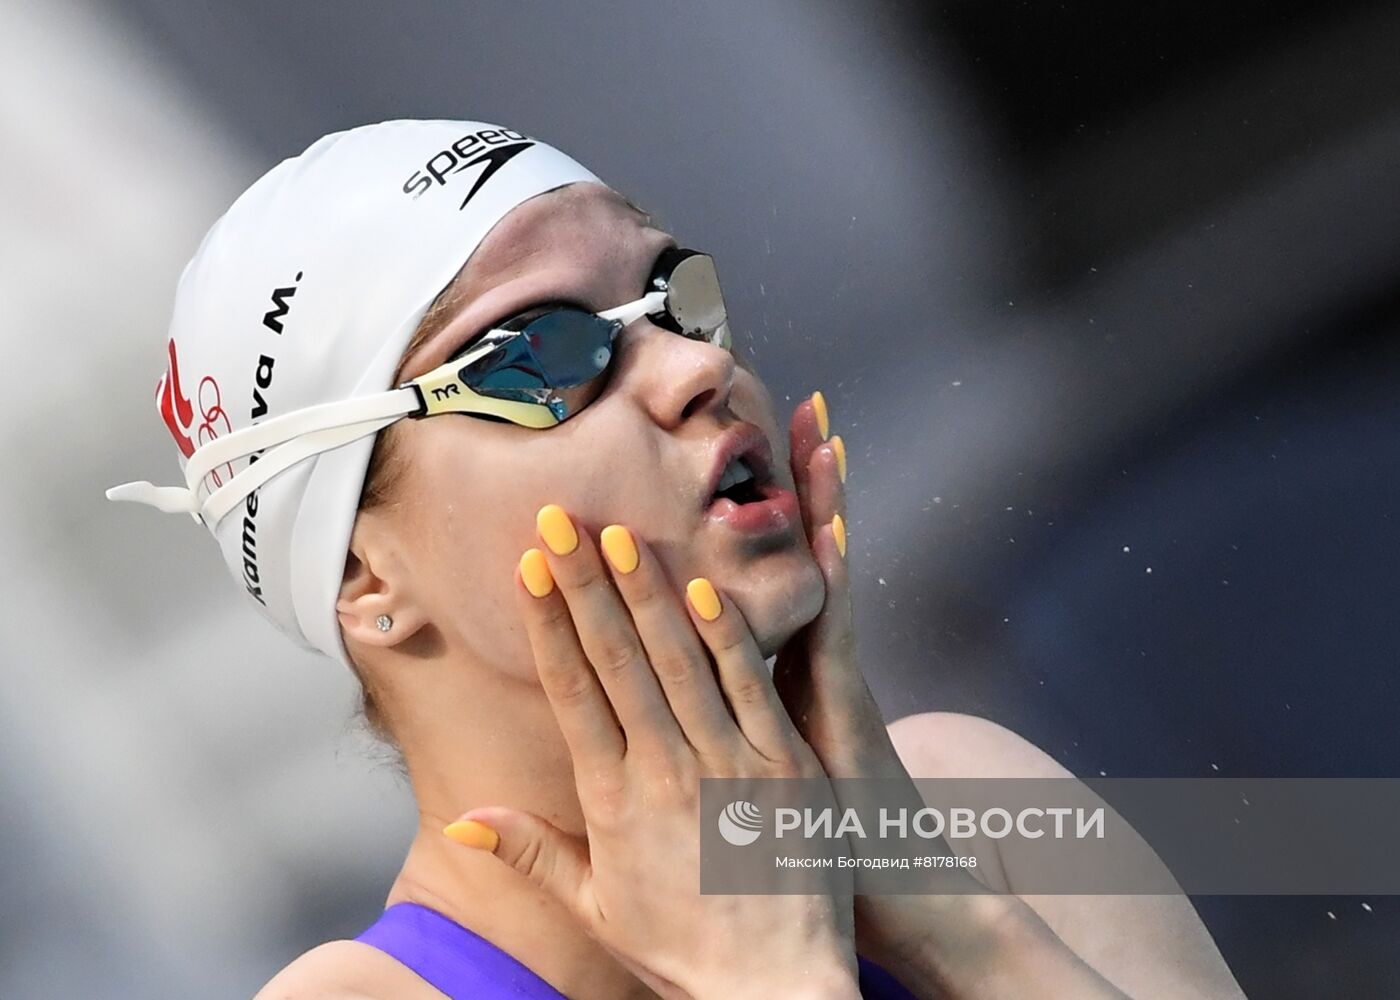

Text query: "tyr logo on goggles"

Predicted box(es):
[106, 249, 734, 528]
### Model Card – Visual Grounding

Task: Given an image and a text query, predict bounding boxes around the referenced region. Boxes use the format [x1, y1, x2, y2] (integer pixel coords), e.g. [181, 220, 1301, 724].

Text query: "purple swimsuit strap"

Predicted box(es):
[355, 901, 919, 999]
[355, 902, 568, 999]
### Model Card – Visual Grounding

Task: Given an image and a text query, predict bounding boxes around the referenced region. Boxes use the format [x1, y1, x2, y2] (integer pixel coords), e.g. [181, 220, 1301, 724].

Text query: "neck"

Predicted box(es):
[379, 662, 657, 1000]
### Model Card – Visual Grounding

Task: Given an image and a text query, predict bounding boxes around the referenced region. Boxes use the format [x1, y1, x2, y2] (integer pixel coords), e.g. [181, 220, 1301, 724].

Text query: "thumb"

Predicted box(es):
[443, 807, 592, 913]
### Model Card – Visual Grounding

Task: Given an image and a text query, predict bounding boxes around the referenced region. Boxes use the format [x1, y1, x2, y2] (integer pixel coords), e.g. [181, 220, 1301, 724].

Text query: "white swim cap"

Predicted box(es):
[108, 120, 600, 666]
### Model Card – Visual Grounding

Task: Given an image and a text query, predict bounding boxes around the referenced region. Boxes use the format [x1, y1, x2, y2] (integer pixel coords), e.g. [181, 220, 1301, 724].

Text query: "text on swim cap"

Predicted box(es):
[401, 127, 536, 209]
[240, 271, 301, 607]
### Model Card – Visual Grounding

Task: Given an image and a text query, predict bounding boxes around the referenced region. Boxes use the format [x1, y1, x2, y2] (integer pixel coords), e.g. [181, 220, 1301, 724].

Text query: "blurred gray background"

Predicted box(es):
[3, 0, 1398, 996]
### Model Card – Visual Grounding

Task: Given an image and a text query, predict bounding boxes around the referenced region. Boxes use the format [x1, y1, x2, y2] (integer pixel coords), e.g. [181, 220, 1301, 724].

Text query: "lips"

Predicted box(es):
[702, 423, 775, 506]
[702, 423, 800, 537]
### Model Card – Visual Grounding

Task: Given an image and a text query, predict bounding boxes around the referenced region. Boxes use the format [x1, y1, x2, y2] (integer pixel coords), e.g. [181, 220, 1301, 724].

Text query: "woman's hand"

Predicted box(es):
[772, 393, 909, 785]
[445, 505, 861, 1000]
[774, 393, 1129, 1000]
[773, 393, 974, 977]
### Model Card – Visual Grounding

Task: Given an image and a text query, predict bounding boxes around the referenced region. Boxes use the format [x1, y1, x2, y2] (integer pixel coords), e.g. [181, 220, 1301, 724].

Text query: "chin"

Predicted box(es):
[727, 551, 827, 658]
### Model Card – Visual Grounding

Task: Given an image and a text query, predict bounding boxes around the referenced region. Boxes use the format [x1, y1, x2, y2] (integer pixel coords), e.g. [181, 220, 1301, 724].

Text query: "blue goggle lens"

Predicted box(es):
[459, 310, 619, 420]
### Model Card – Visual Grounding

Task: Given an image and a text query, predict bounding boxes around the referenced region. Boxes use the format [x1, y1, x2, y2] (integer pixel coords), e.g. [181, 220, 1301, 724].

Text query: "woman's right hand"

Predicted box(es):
[444, 505, 861, 1000]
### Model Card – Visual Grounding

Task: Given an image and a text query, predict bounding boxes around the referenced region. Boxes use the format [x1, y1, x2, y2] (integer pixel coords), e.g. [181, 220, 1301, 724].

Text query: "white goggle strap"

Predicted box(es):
[598, 290, 667, 327]
[195, 412, 404, 526]
[182, 388, 420, 490]
[602, 289, 728, 347]
[106, 385, 421, 526]
[105, 294, 668, 525]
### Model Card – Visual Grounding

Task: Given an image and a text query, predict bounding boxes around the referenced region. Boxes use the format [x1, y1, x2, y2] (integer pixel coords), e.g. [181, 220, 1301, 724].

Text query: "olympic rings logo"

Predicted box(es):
[194, 375, 235, 488]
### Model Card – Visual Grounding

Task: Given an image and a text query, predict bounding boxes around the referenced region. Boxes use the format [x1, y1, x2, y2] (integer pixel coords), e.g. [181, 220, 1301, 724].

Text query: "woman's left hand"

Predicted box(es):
[773, 394, 1130, 1000]
[772, 393, 969, 977]
[771, 393, 907, 786]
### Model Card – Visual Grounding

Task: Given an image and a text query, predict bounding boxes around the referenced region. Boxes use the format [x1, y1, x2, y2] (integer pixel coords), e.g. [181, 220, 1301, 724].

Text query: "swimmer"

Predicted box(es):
[108, 120, 1244, 998]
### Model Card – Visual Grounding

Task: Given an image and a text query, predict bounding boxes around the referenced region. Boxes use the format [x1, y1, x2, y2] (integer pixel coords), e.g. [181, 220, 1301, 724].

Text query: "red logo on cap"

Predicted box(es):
[157, 339, 234, 489]
[157, 338, 195, 458]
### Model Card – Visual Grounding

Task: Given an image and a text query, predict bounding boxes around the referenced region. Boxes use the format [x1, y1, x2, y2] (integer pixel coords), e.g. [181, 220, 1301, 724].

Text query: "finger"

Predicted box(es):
[788, 392, 828, 527]
[515, 552, 626, 768]
[800, 435, 847, 539]
[772, 435, 845, 733]
[802, 520, 890, 777]
[684, 577, 805, 762]
[806, 521, 856, 675]
[445, 807, 595, 923]
[535, 504, 683, 752]
[599, 524, 738, 756]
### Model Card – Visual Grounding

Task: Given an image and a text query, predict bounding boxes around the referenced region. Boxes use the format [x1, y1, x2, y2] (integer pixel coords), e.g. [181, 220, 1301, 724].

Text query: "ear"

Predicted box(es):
[336, 510, 429, 650]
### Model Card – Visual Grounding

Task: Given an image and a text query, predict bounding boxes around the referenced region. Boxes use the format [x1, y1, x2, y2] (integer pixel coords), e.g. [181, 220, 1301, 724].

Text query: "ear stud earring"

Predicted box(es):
[376, 614, 393, 632]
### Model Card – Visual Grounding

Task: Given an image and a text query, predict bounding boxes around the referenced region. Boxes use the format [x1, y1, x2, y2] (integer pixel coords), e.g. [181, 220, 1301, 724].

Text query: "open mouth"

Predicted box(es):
[711, 454, 768, 506]
[704, 437, 800, 536]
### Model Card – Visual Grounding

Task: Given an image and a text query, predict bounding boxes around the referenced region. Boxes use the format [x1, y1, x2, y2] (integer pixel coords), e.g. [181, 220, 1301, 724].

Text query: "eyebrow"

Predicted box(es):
[479, 241, 674, 334]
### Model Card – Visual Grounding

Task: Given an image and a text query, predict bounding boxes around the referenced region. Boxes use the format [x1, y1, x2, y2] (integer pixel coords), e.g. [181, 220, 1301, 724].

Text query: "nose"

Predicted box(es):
[625, 324, 735, 429]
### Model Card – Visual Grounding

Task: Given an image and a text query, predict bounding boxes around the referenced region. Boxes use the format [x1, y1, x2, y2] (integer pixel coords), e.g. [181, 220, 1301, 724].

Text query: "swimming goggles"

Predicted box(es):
[107, 248, 732, 528]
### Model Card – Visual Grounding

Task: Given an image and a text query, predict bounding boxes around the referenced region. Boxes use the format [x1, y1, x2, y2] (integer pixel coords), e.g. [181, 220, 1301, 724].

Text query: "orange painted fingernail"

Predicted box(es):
[536, 504, 578, 555]
[443, 819, 500, 852]
[687, 578, 723, 621]
[811, 390, 830, 440]
[520, 548, 554, 597]
[830, 434, 847, 483]
[600, 524, 639, 574]
[832, 514, 847, 558]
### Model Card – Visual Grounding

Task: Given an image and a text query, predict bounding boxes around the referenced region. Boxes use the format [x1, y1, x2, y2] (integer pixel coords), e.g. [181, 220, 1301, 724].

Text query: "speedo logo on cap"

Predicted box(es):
[402, 127, 536, 210]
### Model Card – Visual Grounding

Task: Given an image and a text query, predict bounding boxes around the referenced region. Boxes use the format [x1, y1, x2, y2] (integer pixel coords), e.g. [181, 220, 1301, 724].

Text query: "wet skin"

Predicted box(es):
[352, 181, 826, 675]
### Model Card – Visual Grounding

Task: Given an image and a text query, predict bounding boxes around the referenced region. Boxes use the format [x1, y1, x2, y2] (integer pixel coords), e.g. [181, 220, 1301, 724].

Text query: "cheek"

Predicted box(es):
[732, 376, 791, 472]
[389, 424, 546, 660]
[386, 417, 643, 659]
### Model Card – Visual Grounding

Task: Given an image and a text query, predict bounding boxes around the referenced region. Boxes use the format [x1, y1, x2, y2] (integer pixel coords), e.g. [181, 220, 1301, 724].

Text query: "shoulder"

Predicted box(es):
[252, 939, 439, 1000]
[887, 713, 1243, 995]
[886, 711, 1071, 780]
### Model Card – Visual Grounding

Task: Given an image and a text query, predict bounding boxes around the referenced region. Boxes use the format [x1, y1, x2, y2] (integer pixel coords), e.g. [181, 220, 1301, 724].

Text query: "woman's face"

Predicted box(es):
[366, 182, 825, 675]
